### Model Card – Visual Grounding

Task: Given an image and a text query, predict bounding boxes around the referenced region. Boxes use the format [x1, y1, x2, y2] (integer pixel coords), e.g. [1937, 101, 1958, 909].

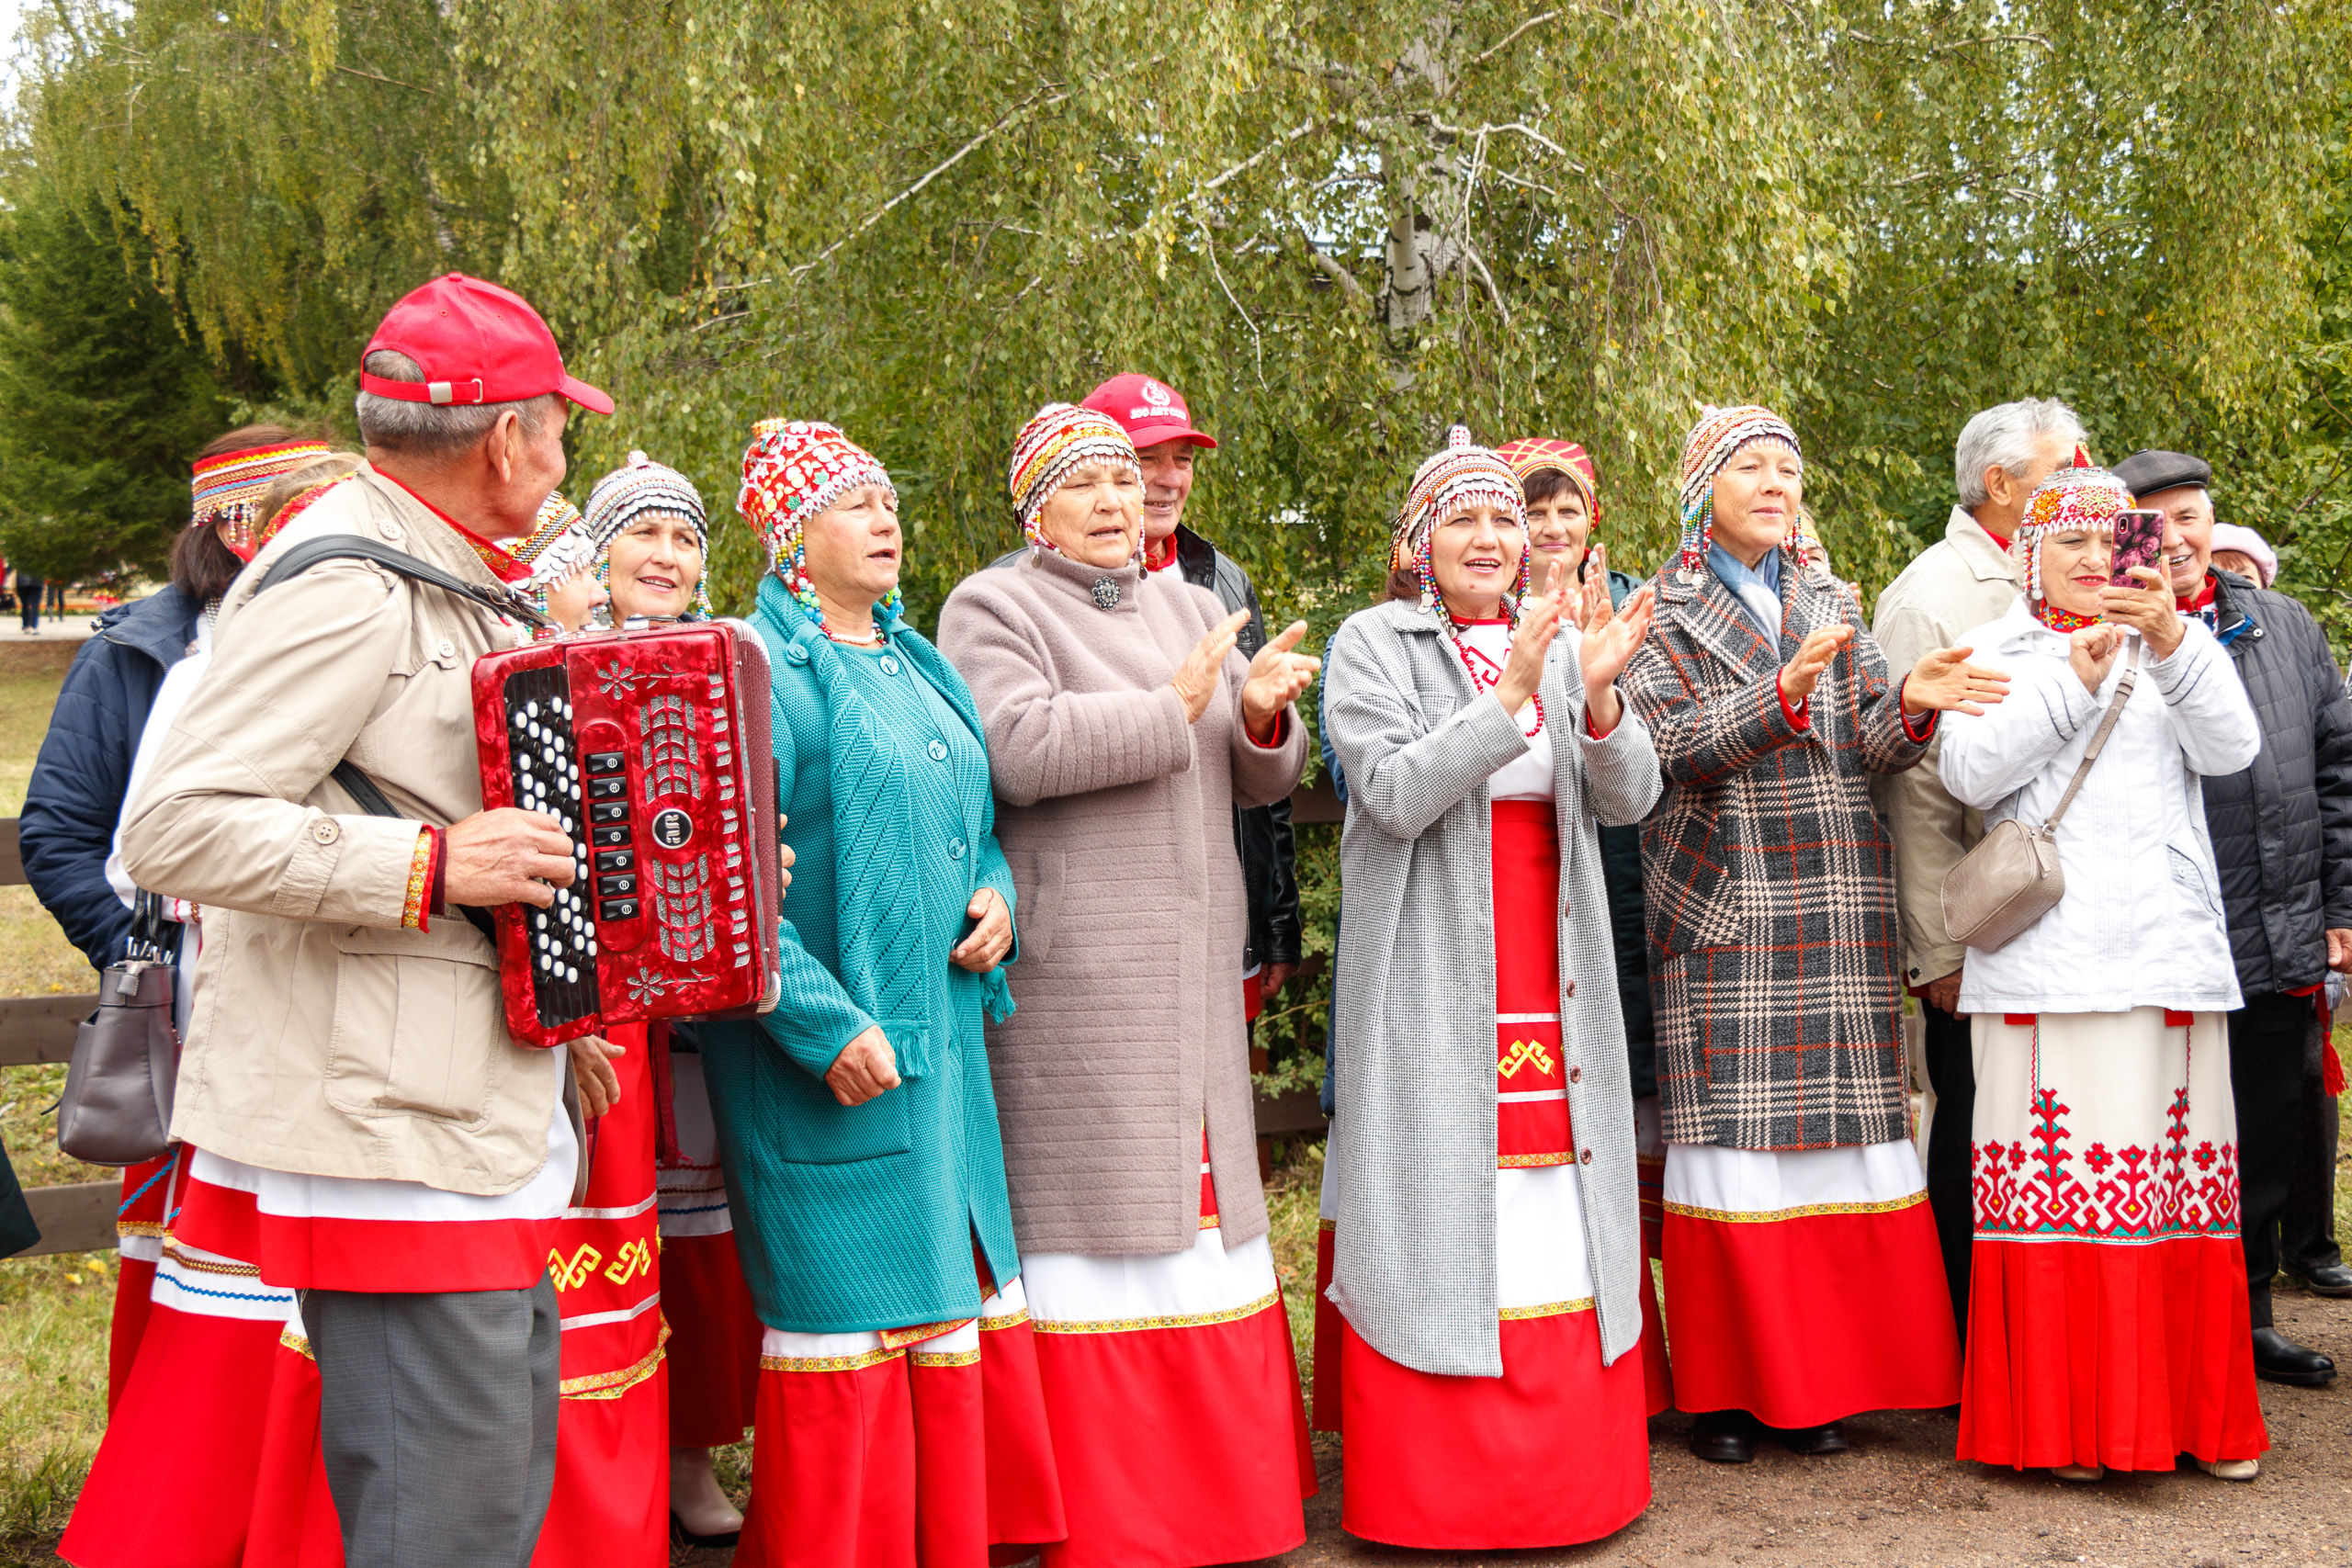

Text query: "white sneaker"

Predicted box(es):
[2050, 1462, 2105, 1482]
[2201, 1458, 2258, 1482]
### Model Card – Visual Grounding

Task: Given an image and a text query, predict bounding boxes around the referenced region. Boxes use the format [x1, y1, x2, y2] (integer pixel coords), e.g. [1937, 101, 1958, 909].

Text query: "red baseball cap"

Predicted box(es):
[1081, 373, 1216, 450]
[360, 273, 613, 415]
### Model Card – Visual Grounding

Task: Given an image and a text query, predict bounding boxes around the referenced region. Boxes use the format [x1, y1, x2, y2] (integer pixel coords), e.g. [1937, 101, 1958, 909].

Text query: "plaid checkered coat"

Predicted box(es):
[1621, 549, 1931, 1152]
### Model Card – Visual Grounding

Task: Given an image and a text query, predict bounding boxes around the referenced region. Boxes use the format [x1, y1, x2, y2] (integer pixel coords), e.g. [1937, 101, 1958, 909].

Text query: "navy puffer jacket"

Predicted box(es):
[20, 587, 200, 969]
[2200, 570, 2352, 996]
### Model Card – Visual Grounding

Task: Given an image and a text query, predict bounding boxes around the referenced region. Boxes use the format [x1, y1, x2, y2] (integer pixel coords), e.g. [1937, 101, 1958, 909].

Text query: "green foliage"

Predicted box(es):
[0, 183, 243, 583]
[15, 1, 2347, 627]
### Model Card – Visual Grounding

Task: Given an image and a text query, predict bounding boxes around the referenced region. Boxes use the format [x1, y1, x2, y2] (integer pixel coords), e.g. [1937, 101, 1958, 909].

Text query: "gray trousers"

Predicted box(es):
[304, 1278, 561, 1568]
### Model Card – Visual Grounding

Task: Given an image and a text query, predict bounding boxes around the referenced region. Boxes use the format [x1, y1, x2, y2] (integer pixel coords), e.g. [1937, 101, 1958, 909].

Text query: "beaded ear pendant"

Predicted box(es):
[1091, 578, 1122, 611]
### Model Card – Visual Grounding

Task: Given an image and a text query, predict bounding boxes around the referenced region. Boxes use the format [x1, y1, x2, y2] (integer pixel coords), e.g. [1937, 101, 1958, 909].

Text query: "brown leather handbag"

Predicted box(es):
[57, 891, 181, 1166]
[1940, 642, 2140, 953]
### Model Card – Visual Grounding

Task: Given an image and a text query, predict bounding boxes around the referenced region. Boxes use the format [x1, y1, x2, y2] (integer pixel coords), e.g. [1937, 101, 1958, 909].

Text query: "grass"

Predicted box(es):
[1, 637, 115, 1562]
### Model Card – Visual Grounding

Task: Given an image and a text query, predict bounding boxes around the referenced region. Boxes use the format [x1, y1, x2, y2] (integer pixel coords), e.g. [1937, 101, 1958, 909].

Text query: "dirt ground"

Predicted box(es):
[668, 1292, 2352, 1568]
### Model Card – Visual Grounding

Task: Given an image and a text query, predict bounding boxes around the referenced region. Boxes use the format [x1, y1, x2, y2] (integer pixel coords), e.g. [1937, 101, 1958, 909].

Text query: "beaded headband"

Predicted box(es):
[1006, 403, 1141, 554]
[584, 450, 713, 619]
[1676, 403, 1803, 575]
[1390, 425, 1529, 615]
[191, 439, 333, 561]
[2016, 467, 2131, 605]
[738, 418, 902, 632]
[1495, 436, 1600, 526]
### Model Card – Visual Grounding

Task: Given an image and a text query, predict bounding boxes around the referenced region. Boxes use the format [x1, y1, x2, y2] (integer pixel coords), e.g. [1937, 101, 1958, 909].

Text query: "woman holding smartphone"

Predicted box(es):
[1939, 466, 2265, 1482]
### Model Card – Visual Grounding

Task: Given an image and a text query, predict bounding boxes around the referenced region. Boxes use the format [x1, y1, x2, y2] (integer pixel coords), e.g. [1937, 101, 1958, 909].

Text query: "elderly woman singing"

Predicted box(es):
[697, 420, 1063, 1568]
[1620, 404, 2007, 1464]
[1939, 467, 2266, 1482]
[1320, 428, 1663, 1549]
[938, 403, 1320, 1568]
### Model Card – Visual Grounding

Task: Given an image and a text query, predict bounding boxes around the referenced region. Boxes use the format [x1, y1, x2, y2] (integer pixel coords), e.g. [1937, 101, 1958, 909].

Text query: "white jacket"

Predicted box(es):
[1939, 596, 2258, 1015]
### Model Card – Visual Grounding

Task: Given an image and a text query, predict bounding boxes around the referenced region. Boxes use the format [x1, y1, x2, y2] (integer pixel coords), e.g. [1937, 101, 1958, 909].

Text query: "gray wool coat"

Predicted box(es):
[1323, 598, 1662, 1378]
[937, 547, 1307, 1257]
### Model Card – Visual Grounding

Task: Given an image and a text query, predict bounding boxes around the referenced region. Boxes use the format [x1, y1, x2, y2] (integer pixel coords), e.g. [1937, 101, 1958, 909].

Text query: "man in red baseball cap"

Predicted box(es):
[1069, 374, 1302, 1028]
[119, 273, 612, 1568]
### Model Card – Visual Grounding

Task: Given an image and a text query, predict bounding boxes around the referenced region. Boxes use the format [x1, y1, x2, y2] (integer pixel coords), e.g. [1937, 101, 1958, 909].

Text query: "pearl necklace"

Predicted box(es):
[824, 623, 884, 648]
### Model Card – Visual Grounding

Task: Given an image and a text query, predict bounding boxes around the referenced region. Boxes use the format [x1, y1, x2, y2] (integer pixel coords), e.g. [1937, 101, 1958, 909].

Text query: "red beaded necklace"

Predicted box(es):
[2032, 600, 2101, 634]
[1448, 617, 1544, 737]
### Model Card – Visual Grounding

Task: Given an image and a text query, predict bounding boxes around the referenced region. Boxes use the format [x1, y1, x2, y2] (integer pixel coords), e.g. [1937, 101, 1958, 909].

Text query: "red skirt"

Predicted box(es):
[529, 1023, 668, 1568]
[1337, 1307, 1650, 1549]
[60, 1164, 314, 1568]
[1662, 1141, 1961, 1427]
[107, 1150, 176, 1410]
[655, 1050, 762, 1449]
[735, 1287, 1065, 1568]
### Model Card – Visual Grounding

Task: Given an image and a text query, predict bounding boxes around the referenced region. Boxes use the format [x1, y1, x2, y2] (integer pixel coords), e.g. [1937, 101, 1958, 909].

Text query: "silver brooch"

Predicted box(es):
[1091, 578, 1122, 611]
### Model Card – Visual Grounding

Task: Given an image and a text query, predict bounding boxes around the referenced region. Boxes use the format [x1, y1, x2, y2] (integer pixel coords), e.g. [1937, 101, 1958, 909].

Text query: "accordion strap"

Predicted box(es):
[254, 531, 540, 948]
[256, 534, 554, 633]
[330, 761, 499, 945]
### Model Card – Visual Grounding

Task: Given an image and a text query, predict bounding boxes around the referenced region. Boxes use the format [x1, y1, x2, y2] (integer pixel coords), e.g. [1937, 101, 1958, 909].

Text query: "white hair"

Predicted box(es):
[1953, 398, 2086, 509]
[355, 350, 560, 458]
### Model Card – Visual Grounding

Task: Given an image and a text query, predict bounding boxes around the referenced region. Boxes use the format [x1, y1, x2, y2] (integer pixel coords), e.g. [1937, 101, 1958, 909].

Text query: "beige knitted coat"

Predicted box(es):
[937, 547, 1307, 1256]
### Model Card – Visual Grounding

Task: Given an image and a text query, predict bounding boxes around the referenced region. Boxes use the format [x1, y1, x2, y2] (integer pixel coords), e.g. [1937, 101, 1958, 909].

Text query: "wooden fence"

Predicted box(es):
[3, 786, 1344, 1260]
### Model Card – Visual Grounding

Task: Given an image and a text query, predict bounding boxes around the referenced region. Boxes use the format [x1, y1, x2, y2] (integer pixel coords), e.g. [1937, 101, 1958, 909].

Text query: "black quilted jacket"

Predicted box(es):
[2199, 570, 2352, 996]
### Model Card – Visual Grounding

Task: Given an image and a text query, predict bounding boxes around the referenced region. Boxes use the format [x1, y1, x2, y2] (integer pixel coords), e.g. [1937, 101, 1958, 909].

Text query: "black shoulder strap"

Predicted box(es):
[256, 534, 552, 633]
[330, 761, 500, 944]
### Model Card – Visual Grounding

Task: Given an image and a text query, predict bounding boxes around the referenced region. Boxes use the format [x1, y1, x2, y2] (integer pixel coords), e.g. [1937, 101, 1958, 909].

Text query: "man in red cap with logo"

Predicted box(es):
[119, 274, 612, 1568]
[994, 374, 1302, 1033]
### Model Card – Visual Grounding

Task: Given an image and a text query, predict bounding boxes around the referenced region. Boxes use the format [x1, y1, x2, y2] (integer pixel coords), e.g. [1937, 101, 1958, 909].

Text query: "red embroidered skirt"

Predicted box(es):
[1958, 1010, 2266, 1470]
[656, 1050, 762, 1449]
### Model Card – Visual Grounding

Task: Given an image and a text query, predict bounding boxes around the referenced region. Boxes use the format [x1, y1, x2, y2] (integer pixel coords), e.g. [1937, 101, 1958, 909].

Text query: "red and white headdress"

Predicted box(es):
[1495, 436, 1600, 526]
[1675, 403, 1803, 576]
[1005, 403, 1139, 553]
[191, 438, 333, 561]
[738, 418, 900, 630]
[1390, 425, 1527, 612]
[2016, 466, 2131, 605]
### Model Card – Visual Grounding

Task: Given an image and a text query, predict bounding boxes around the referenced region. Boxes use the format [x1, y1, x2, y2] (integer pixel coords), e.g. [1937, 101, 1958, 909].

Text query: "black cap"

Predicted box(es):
[2111, 449, 2212, 500]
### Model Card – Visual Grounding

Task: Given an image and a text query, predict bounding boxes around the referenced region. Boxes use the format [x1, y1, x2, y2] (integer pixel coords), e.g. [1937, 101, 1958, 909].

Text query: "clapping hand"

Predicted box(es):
[1171, 610, 1250, 723]
[1240, 621, 1320, 742]
[1574, 546, 1655, 735]
[1496, 561, 1569, 715]
[1903, 646, 2010, 716]
[1778, 624, 1853, 705]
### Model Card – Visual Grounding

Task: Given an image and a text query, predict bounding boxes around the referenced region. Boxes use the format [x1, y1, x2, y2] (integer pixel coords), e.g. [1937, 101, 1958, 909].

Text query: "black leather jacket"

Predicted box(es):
[987, 527, 1302, 971]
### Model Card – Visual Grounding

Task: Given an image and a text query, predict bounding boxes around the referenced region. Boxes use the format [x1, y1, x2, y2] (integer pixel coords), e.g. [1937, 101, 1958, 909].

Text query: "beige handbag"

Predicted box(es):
[1940, 642, 2140, 953]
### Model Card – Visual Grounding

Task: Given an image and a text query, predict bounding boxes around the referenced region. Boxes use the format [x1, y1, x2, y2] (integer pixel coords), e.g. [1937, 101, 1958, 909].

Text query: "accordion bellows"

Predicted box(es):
[472, 623, 784, 1047]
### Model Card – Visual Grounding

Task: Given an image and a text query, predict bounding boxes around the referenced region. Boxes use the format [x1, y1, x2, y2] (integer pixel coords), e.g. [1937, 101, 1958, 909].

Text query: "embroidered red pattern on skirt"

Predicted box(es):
[530, 1022, 669, 1568]
[1492, 801, 1572, 1167]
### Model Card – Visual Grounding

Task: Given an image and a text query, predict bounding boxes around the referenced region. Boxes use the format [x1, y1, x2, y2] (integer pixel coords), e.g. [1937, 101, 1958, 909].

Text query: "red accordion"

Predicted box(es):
[472, 623, 784, 1048]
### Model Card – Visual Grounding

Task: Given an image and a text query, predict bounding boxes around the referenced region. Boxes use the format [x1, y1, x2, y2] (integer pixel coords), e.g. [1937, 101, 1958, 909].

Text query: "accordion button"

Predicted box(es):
[927, 740, 949, 762]
[948, 837, 967, 860]
[586, 752, 625, 774]
[601, 899, 639, 920]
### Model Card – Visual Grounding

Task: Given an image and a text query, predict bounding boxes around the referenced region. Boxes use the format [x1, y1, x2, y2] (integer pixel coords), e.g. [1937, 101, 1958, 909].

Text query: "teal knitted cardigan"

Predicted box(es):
[698, 575, 1023, 1333]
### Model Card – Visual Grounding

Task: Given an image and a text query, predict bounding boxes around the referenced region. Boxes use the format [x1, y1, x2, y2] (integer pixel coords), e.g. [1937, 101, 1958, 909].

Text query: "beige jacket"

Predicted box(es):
[937, 547, 1306, 1256]
[121, 465, 563, 1195]
[1869, 506, 2024, 987]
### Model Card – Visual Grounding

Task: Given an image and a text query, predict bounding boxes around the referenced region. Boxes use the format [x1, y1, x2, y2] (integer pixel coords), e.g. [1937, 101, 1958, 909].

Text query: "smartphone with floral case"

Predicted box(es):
[2110, 508, 2165, 589]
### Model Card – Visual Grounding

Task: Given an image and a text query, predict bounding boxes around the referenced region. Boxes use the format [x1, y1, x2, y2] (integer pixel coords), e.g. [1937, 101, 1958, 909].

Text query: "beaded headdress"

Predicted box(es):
[1006, 403, 1140, 554]
[1675, 404, 1803, 576]
[737, 418, 902, 632]
[2016, 466, 2131, 606]
[1495, 436, 1600, 526]
[191, 438, 334, 561]
[584, 450, 713, 619]
[507, 491, 604, 629]
[1390, 425, 1529, 614]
